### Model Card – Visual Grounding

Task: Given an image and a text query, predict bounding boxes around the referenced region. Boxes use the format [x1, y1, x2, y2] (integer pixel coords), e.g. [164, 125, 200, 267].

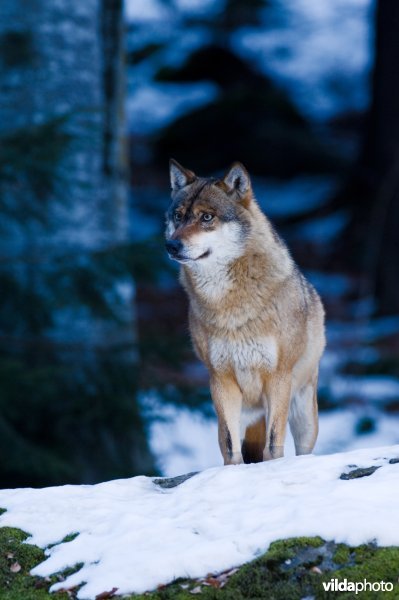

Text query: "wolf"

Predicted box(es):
[165, 159, 325, 465]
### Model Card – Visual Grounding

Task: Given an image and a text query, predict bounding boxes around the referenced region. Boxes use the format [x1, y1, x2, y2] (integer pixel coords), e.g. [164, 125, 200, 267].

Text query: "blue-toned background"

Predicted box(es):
[1, 0, 398, 486]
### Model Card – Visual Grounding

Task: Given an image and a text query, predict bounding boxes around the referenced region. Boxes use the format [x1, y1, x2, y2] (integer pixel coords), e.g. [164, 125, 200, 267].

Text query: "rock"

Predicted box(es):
[340, 466, 380, 480]
[153, 472, 199, 489]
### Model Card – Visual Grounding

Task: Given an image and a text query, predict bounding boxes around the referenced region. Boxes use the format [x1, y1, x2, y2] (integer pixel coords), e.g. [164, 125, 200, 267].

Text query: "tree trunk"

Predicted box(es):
[356, 0, 399, 314]
[0, 0, 155, 485]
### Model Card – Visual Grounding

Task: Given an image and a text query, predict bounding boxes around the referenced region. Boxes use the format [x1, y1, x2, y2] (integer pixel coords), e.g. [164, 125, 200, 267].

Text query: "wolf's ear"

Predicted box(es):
[223, 162, 251, 197]
[169, 159, 196, 192]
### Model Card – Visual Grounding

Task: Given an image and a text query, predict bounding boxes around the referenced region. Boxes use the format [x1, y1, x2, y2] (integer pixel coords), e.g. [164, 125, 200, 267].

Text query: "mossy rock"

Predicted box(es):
[129, 537, 399, 599]
[1, 525, 398, 599]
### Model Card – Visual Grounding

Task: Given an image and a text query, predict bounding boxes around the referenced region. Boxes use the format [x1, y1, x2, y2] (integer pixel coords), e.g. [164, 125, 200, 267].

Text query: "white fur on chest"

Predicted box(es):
[209, 335, 278, 372]
[191, 263, 232, 302]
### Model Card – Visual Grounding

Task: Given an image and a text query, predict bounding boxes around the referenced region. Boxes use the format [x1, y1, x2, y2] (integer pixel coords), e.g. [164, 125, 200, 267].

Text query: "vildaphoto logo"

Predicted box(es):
[322, 579, 394, 594]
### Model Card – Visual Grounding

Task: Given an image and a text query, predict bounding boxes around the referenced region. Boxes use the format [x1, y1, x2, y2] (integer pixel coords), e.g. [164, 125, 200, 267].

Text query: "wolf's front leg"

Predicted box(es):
[263, 375, 291, 461]
[210, 373, 243, 465]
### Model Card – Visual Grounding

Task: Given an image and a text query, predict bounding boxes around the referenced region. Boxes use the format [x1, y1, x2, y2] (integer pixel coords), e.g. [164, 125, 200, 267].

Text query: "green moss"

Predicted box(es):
[0, 527, 86, 599]
[61, 532, 79, 544]
[265, 536, 325, 560]
[0, 527, 69, 599]
[0, 529, 398, 600]
[47, 532, 78, 550]
[129, 537, 399, 600]
[333, 544, 351, 565]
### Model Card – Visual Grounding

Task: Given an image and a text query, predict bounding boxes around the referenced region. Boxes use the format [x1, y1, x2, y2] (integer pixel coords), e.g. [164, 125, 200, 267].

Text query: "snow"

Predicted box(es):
[143, 397, 221, 476]
[305, 270, 353, 297]
[125, 0, 169, 22]
[330, 375, 399, 403]
[127, 82, 218, 134]
[0, 445, 398, 598]
[319, 410, 399, 453]
[125, 0, 225, 21]
[233, 0, 374, 120]
[253, 176, 339, 218]
[328, 316, 399, 344]
[292, 210, 350, 244]
[174, 0, 225, 17]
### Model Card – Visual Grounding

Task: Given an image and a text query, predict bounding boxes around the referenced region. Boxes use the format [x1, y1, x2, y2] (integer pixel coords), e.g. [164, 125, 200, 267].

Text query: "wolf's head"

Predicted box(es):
[165, 159, 253, 266]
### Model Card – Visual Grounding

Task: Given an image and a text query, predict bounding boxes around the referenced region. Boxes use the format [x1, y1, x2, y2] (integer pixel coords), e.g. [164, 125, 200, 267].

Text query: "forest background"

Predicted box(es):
[1, 0, 399, 487]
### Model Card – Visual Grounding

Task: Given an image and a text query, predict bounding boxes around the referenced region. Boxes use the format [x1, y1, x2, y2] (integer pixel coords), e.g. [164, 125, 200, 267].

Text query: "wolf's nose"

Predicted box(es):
[165, 239, 183, 256]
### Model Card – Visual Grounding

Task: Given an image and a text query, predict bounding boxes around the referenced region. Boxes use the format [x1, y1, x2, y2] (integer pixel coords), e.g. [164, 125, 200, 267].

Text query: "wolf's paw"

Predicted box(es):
[225, 452, 244, 466]
[263, 446, 284, 461]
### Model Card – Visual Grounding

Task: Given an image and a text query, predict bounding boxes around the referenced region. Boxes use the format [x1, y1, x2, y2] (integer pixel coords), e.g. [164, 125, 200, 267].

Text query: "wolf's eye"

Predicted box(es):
[174, 212, 183, 222]
[202, 213, 214, 222]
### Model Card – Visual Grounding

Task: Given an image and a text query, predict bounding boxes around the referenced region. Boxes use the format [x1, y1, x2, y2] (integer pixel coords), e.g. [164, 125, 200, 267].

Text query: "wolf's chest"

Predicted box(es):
[208, 335, 278, 372]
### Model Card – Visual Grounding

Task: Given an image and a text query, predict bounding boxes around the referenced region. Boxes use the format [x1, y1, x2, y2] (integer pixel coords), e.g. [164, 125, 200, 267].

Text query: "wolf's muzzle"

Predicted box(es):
[165, 239, 183, 258]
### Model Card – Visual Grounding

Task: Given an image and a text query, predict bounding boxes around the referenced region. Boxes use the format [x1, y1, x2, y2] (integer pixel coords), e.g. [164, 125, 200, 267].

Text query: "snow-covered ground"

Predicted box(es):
[0, 445, 398, 598]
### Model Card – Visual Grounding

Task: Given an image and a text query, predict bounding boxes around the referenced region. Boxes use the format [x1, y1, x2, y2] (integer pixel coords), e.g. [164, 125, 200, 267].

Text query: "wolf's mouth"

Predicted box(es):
[195, 249, 211, 260]
[170, 249, 211, 263]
